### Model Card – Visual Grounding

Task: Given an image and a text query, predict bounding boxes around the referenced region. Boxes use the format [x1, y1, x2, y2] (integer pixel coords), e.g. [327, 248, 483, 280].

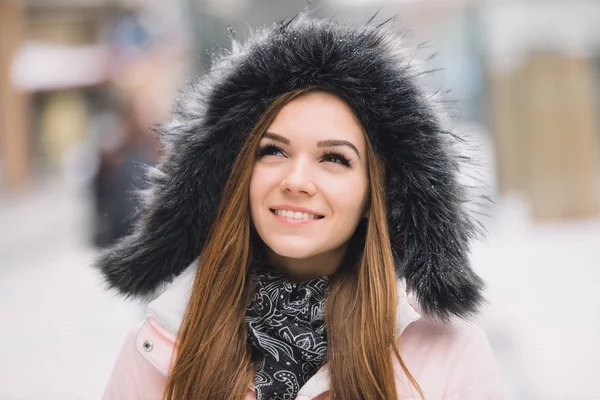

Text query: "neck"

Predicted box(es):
[263, 244, 348, 283]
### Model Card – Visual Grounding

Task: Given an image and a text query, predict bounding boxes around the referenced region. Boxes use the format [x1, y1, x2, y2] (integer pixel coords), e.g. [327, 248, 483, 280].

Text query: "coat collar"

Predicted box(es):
[144, 260, 422, 397]
[147, 259, 421, 338]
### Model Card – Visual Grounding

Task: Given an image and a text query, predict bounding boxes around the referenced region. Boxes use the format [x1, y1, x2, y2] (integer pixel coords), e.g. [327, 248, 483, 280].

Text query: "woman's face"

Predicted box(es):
[250, 91, 369, 281]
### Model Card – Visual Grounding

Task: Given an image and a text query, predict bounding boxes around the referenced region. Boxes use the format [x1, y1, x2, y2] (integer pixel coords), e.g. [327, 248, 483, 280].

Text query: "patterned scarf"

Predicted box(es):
[246, 264, 329, 400]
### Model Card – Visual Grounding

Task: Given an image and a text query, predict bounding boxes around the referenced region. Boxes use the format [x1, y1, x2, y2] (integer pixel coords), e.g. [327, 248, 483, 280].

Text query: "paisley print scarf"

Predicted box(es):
[246, 264, 329, 400]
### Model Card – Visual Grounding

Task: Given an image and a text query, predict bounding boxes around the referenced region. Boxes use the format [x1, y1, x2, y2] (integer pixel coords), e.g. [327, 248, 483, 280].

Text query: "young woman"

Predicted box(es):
[98, 12, 504, 400]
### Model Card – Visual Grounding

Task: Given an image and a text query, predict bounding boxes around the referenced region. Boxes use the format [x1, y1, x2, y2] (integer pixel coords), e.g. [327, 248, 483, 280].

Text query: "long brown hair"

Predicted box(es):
[163, 88, 423, 399]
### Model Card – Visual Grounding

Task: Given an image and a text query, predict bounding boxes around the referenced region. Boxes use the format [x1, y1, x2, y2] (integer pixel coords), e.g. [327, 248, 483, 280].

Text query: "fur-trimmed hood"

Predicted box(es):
[96, 12, 486, 321]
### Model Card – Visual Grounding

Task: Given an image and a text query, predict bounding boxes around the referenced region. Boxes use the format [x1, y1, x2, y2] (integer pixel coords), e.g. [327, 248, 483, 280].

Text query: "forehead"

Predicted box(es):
[266, 91, 365, 147]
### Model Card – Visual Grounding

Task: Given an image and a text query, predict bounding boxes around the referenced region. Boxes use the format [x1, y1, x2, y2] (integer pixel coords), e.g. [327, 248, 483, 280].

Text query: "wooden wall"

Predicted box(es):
[490, 52, 599, 220]
[0, 0, 30, 192]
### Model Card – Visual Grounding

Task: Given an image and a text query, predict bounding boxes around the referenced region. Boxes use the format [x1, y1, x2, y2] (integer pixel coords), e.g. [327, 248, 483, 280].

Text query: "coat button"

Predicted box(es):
[142, 340, 154, 352]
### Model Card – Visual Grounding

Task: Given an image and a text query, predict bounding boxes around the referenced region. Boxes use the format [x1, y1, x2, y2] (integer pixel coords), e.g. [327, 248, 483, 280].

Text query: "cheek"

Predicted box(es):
[249, 166, 272, 210]
[326, 175, 369, 215]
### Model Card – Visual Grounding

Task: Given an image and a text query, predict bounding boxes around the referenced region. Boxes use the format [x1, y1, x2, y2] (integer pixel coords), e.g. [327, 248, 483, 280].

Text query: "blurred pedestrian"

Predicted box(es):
[97, 12, 504, 400]
[91, 94, 159, 248]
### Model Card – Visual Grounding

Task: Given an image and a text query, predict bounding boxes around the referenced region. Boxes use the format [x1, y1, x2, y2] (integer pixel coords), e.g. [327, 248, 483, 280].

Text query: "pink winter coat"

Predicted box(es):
[103, 266, 505, 400]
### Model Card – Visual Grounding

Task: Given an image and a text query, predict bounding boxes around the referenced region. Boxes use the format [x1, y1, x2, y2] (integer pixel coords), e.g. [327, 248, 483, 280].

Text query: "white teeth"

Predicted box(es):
[274, 209, 320, 220]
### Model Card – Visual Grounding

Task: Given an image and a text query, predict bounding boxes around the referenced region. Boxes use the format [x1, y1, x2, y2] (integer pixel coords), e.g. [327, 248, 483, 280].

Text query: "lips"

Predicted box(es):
[269, 205, 324, 221]
[270, 209, 323, 220]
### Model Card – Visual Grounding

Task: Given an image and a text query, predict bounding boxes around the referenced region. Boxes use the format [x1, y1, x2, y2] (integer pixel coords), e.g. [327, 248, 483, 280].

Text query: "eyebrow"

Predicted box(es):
[263, 132, 361, 159]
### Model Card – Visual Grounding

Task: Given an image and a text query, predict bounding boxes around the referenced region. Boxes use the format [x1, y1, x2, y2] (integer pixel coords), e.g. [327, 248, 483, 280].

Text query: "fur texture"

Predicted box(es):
[96, 13, 486, 321]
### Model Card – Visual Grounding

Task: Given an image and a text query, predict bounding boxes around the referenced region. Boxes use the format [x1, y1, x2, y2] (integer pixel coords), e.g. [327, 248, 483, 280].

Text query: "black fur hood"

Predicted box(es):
[96, 12, 486, 321]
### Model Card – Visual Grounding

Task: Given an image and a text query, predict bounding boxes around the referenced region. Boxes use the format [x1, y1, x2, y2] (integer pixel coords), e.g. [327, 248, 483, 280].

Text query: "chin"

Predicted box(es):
[263, 238, 319, 261]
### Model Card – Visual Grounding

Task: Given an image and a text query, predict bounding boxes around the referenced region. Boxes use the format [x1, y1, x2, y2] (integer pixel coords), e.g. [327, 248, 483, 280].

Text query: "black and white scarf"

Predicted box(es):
[246, 264, 329, 400]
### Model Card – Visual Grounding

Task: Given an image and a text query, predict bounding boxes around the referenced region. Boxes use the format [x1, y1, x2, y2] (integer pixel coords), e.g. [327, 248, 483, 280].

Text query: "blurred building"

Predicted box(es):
[0, 0, 188, 193]
[1, 0, 111, 192]
[481, 0, 600, 220]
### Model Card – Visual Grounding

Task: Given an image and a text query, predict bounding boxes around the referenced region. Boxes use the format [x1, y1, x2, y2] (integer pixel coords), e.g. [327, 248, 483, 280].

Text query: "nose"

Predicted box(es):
[280, 157, 317, 196]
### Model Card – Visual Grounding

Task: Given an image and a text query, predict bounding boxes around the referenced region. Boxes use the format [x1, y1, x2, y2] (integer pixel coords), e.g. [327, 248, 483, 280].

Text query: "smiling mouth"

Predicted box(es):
[269, 208, 324, 220]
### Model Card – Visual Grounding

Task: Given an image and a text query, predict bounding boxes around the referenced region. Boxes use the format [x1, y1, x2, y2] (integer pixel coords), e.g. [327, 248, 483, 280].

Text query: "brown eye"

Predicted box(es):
[321, 151, 352, 167]
[257, 144, 285, 158]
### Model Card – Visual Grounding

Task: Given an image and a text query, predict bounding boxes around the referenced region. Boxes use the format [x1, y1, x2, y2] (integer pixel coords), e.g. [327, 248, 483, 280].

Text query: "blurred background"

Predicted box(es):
[0, 0, 599, 399]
